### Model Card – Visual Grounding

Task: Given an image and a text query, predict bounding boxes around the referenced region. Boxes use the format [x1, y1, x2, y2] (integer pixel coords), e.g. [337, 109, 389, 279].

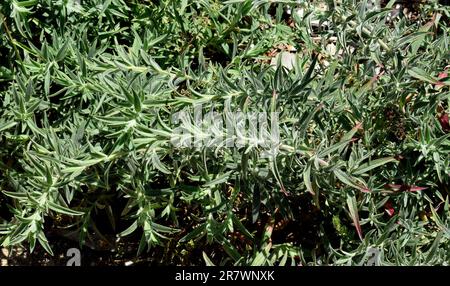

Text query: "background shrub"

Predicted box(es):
[0, 0, 449, 265]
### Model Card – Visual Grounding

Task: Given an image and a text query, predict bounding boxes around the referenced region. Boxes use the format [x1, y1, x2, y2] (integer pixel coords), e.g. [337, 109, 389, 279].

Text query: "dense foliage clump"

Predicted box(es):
[0, 0, 449, 265]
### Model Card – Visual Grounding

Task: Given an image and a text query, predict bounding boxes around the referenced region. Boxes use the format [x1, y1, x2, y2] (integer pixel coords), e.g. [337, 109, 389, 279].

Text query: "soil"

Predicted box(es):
[0, 194, 337, 266]
[0, 236, 148, 266]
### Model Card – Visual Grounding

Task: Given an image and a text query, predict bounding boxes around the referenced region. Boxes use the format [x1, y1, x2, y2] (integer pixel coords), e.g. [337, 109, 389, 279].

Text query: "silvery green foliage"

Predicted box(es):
[0, 0, 449, 265]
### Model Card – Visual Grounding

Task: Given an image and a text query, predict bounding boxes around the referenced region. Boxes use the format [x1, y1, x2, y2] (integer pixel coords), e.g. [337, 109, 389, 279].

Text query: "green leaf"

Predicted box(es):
[204, 171, 232, 187]
[346, 194, 363, 241]
[396, 31, 430, 48]
[119, 221, 138, 237]
[0, 121, 17, 132]
[151, 222, 179, 234]
[1, 190, 28, 200]
[317, 140, 351, 158]
[231, 213, 253, 240]
[48, 202, 84, 216]
[251, 251, 267, 266]
[352, 157, 397, 175]
[222, 238, 241, 262]
[151, 152, 171, 174]
[407, 67, 441, 85]
[430, 204, 450, 236]
[202, 251, 216, 266]
[334, 169, 368, 192]
[37, 231, 54, 256]
[303, 163, 314, 195]
[179, 223, 206, 243]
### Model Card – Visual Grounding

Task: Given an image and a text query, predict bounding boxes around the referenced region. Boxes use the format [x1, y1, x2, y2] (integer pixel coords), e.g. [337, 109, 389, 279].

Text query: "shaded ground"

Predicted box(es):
[1, 237, 145, 266]
[0, 194, 342, 266]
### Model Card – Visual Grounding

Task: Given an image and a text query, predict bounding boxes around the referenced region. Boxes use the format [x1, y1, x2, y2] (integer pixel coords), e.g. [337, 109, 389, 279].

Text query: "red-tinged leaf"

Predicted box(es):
[346, 194, 363, 241]
[384, 201, 395, 217]
[408, 186, 427, 192]
[385, 208, 395, 217]
[280, 185, 290, 197]
[440, 113, 449, 125]
[439, 113, 449, 133]
[384, 184, 427, 192]
[438, 72, 448, 79]
[434, 202, 444, 212]
[394, 155, 404, 161]
[355, 121, 363, 130]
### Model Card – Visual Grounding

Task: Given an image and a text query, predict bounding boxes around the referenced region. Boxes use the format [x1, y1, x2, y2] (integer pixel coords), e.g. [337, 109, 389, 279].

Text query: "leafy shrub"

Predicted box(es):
[0, 0, 449, 265]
